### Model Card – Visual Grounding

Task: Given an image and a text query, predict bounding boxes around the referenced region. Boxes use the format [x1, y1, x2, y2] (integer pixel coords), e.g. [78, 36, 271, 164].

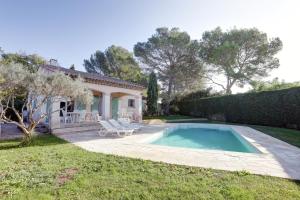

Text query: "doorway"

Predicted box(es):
[111, 98, 119, 119]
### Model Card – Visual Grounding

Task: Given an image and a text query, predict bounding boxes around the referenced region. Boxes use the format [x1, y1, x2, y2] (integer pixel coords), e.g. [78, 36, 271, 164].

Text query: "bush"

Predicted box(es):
[177, 87, 300, 129]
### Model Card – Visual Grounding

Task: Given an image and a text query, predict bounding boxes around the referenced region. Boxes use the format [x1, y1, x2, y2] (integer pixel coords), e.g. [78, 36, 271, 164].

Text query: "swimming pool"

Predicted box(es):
[151, 124, 260, 153]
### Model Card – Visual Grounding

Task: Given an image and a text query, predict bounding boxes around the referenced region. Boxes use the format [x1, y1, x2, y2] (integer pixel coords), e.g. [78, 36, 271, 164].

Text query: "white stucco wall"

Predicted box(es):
[119, 95, 137, 117]
[85, 82, 143, 121]
[38, 67, 144, 128]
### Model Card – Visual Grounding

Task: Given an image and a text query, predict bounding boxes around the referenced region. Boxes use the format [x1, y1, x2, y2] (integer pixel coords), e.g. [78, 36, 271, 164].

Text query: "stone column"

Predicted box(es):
[135, 95, 143, 122]
[50, 98, 61, 130]
[101, 92, 111, 120]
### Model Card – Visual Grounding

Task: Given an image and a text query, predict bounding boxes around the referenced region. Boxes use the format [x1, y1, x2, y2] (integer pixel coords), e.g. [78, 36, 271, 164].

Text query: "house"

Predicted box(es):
[38, 64, 144, 133]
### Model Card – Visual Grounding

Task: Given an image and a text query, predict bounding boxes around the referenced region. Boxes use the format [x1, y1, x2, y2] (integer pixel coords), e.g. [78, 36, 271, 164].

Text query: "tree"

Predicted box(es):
[0, 51, 47, 120]
[199, 27, 283, 94]
[134, 27, 203, 114]
[146, 72, 158, 115]
[0, 63, 93, 144]
[0, 52, 45, 72]
[83, 45, 147, 85]
[250, 78, 300, 92]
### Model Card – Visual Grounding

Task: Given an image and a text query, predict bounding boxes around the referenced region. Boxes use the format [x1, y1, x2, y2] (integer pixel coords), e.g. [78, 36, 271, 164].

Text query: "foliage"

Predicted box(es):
[0, 63, 92, 144]
[134, 27, 204, 114]
[0, 135, 300, 199]
[250, 78, 300, 92]
[0, 51, 46, 120]
[177, 87, 300, 129]
[168, 88, 220, 114]
[146, 71, 158, 115]
[199, 27, 283, 94]
[0, 52, 45, 73]
[177, 88, 218, 100]
[84, 45, 147, 85]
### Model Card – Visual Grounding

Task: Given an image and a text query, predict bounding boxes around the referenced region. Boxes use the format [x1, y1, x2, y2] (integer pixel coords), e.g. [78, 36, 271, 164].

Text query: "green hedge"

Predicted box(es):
[177, 87, 300, 129]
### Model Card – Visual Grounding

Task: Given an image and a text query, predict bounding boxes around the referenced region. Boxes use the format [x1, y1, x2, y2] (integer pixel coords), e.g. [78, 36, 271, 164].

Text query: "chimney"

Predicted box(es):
[49, 59, 59, 66]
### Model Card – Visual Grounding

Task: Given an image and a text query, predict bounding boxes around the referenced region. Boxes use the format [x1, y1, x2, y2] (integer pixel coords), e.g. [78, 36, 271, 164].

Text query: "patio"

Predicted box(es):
[56, 123, 300, 180]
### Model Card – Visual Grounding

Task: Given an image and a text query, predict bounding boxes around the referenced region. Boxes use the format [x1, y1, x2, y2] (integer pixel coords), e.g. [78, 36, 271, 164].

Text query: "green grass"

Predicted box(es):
[0, 135, 300, 199]
[249, 125, 300, 148]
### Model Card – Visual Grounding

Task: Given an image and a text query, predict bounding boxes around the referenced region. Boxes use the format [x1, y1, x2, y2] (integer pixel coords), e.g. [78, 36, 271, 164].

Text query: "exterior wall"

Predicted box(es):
[39, 68, 144, 129]
[118, 95, 138, 117]
[84, 82, 142, 97]
[85, 82, 143, 121]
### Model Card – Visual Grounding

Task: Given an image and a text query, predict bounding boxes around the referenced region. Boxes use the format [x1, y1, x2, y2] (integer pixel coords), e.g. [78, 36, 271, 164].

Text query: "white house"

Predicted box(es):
[38, 65, 144, 133]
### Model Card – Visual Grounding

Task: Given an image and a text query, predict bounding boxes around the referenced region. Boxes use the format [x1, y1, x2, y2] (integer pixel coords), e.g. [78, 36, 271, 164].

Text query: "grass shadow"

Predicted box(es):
[0, 134, 67, 150]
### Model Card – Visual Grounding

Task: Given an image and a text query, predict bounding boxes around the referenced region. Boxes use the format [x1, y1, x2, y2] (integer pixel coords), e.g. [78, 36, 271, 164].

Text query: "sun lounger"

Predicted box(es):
[108, 119, 138, 131]
[118, 118, 143, 130]
[98, 120, 134, 137]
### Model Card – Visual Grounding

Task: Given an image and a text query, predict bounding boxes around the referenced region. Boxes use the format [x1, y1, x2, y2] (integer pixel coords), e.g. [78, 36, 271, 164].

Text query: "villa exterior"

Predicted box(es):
[38, 64, 144, 131]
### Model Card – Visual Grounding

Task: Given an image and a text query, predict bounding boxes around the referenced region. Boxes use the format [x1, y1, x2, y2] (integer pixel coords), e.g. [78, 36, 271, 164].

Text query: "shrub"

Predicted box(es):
[177, 87, 300, 129]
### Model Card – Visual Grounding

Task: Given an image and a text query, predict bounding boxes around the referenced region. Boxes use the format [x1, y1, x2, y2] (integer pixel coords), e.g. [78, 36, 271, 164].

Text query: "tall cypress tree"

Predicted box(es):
[147, 71, 158, 115]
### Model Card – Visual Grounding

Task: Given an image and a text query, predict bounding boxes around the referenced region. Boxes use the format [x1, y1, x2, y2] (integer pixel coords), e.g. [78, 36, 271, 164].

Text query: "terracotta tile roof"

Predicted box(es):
[41, 65, 145, 91]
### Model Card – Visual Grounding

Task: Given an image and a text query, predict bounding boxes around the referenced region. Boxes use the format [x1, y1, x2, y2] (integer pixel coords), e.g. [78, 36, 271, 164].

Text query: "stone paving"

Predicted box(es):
[56, 123, 300, 180]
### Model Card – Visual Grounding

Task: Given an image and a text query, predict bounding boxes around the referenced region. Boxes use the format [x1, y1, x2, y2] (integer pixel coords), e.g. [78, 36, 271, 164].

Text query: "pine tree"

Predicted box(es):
[147, 72, 158, 115]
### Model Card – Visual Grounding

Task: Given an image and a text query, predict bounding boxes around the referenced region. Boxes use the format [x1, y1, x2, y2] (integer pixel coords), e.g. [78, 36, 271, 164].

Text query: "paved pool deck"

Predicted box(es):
[56, 123, 300, 180]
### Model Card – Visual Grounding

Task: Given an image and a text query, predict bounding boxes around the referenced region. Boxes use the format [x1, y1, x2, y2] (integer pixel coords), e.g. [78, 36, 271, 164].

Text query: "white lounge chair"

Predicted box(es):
[98, 120, 134, 137]
[108, 119, 137, 131]
[118, 118, 143, 130]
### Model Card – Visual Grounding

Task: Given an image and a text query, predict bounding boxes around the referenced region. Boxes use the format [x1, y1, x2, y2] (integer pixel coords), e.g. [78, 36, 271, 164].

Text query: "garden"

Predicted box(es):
[1, 135, 300, 199]
[1, 15, 300, 200]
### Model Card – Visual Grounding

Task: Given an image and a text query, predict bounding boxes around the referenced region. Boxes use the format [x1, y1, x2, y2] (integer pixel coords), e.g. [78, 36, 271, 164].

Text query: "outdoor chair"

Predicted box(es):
[98, 120, 134, 137]
[118, 118, 143, 130]
[108, 119, 138, 132]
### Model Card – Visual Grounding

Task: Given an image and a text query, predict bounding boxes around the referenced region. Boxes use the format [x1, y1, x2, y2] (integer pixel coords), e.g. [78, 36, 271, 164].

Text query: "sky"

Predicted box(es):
[0, 0, 299, 92]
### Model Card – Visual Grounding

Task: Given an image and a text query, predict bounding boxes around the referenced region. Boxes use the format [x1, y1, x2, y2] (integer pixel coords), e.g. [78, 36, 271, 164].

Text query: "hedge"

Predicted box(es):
[177, 87, 300, 129]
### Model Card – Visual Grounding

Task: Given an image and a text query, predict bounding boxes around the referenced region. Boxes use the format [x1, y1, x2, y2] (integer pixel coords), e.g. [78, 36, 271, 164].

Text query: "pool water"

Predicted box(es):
[151, 127, 259, 153]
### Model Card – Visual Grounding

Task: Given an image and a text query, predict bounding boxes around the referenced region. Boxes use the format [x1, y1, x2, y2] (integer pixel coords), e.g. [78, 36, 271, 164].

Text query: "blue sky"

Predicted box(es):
[1, 0, 299, 89]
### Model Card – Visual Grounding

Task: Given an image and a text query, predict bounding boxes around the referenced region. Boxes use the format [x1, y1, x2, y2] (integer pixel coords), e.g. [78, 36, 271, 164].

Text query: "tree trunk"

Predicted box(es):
[19, 126, 34, 145]
[226, 78, 234, 94]
[165, 77, 173, 115]
[226, 87, 232, 94]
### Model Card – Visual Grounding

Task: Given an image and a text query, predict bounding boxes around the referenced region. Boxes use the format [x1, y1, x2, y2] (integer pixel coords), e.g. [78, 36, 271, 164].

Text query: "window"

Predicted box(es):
[128, 99, 135, 108]
[60, 101, 74, 117]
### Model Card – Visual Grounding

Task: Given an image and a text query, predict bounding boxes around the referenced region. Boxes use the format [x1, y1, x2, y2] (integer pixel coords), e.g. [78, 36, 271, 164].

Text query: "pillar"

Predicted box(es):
[102, 92, 111, 120]
[135, 95, 143, 122]
[50, 98, 61, 130]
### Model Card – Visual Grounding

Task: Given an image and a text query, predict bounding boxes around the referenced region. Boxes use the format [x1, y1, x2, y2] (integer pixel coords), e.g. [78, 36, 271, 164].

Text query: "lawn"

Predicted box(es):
[250, 125, 300, 148]
[0, 135, 300, 199]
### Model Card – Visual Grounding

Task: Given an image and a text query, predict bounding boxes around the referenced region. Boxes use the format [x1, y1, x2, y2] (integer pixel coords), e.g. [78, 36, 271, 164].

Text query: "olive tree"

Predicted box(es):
[0, 63, 93, 144]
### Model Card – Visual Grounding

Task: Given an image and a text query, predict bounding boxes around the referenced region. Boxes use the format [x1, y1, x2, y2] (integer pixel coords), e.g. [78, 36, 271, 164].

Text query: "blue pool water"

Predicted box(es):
[151, 127, 259, 153]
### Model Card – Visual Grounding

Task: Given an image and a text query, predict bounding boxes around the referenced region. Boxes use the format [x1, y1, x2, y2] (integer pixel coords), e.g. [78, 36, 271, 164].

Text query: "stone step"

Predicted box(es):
[60, 122, 99, 128]
[52, 125, 101, 135]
